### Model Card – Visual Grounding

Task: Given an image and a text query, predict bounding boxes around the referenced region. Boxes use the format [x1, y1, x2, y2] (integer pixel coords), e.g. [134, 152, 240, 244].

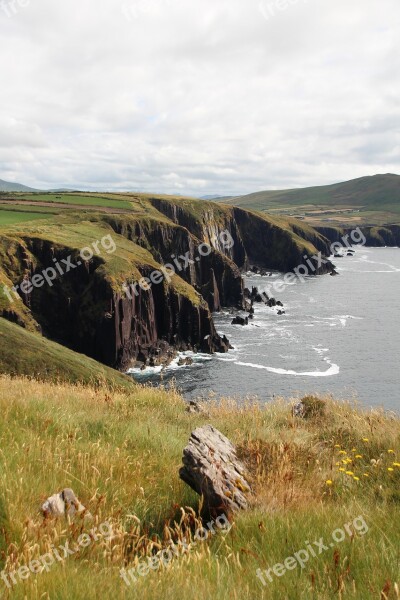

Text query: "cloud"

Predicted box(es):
[0, 0, 399, 194]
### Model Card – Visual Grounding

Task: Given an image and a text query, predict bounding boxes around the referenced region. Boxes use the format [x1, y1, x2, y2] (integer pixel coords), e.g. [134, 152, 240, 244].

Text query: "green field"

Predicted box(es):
[0, 209, 54, 226]
[19, 193, 133, 210]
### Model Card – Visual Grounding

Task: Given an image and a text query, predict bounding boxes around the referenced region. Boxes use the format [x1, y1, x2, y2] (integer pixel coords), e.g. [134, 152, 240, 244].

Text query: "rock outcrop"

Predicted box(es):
[179, 425, 252, 516]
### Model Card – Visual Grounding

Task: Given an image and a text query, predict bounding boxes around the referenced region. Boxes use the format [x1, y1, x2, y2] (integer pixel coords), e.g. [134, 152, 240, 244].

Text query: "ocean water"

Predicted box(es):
[128, 248, 400, 411]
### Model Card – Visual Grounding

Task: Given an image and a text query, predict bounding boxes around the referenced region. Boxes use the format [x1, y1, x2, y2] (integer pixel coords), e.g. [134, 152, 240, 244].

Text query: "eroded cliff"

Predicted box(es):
[0, 195, 334, 371]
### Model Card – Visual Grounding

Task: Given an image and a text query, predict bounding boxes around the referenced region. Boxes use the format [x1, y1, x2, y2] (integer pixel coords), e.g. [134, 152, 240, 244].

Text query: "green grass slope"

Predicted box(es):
[0, 209, 54, 226]
[222, 174, 400, 226]
[0, 318, 133, 389]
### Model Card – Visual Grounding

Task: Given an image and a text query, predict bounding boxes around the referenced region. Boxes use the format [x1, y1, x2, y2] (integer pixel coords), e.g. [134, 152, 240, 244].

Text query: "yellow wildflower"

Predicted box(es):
[363, 473, 369, 477]
[339, 450, 347, 455]
[388, 467, 394, 472]
[362, 438, 369, 442]
[339, 468, 345, 472]
[355, 455, 363, 459]
[326, 480, 333, 486]
[353, 476, 360, 481]
[388, 450, 395, 454]
[346, 471, 354, 476]
[334, 444, 341, 448]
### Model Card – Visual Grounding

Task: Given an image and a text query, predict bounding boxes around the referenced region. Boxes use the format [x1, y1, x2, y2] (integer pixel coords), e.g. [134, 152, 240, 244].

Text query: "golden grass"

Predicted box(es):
[0, 377, 399, 599]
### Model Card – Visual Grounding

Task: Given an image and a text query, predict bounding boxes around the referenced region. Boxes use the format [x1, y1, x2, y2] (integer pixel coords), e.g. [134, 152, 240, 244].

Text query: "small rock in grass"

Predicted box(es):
[41, 488, 90, 519]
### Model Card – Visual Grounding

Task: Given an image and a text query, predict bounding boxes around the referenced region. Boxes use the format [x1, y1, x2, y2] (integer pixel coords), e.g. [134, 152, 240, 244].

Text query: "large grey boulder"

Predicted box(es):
[179, 425, 252, 516]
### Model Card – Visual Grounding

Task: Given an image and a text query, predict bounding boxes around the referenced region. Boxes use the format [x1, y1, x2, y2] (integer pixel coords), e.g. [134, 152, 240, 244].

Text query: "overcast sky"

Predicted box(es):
[0, 0, 399, 195]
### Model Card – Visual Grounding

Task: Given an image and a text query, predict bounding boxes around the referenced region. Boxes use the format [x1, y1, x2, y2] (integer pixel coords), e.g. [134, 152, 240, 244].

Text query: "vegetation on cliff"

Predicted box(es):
[0, 318, 133, 389]
[0, 192, 334, 371]
[0, 376, 399, 599]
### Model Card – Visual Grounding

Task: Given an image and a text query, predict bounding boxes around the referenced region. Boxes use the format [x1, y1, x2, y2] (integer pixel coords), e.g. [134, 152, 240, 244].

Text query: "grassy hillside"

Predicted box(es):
[0, 318, 133, 389]
[222, 174, 400, 226]
[0, 208, 54, 226]
[0, 377, 399, 599]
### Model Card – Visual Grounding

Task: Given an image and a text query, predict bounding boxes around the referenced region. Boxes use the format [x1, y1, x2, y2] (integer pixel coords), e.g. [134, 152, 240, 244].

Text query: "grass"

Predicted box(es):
[0, 379, 399, 599]
[18, 194, 133, 210]
[222, 174, 400, 226]
[0, 318, 134, 390]
[0, 209, 53, 227]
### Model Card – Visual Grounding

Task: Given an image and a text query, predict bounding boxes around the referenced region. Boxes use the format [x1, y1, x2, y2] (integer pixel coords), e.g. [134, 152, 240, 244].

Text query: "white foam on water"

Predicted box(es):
[359, 256, 400, 271]
[313, 347, 329, 355]
[234, 356, 340, 377]
[127, 351, 213, 376]
[127, 365, 163, 376]
[310, 315, 363, 329]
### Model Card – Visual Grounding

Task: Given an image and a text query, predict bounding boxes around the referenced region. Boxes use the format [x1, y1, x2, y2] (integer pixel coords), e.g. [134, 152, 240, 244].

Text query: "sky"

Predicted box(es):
[0, 0, 399, 196]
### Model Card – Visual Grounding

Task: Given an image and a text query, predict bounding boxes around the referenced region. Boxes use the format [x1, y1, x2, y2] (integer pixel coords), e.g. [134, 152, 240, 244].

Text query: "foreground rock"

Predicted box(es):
[41, 488, 89, 519]
[179, 425, 252, 516]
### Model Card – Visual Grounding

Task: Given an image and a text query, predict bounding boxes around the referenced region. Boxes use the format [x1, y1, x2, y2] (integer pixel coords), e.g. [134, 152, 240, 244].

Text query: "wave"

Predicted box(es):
[359, 257, 400, 271]
[234, 356, 340, 377]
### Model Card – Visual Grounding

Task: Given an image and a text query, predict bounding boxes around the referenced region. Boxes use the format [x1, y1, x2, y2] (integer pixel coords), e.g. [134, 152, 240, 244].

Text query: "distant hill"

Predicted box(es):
[200, 194, 233, 201]
[0, 178, 39, 192]
[221, 174, 400, 226]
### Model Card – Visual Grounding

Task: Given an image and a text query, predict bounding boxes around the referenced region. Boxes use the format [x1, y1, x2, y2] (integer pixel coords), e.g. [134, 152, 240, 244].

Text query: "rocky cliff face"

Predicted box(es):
[355, 225, 400, 247]
[315, 225, 400, 248]
[98, 277, 230, 370]
[0, 198, 336, 372]
[0, 235, 230, 370]
[102, 215, 245, 312]
[148, 199, 334, 274]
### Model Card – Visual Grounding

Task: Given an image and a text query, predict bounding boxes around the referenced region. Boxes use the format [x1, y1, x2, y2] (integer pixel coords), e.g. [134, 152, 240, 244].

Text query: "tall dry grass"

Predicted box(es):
[0, 377, 399, 599]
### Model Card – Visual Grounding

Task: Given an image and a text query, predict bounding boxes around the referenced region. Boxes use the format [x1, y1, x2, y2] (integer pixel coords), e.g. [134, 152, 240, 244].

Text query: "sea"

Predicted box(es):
[127, 247, 400, 412]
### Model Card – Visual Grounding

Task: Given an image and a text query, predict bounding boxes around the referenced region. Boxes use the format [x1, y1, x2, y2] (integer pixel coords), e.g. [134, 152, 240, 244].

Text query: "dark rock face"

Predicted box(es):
[147, 198, 248, 269]
[231, 207, 334, 274]
[316, 225, 400, 248]
[103, 216, 245, 312]
[146, 201, 334, 275]
[98, 283, 230, 370]
[2, 238, 231, 370]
